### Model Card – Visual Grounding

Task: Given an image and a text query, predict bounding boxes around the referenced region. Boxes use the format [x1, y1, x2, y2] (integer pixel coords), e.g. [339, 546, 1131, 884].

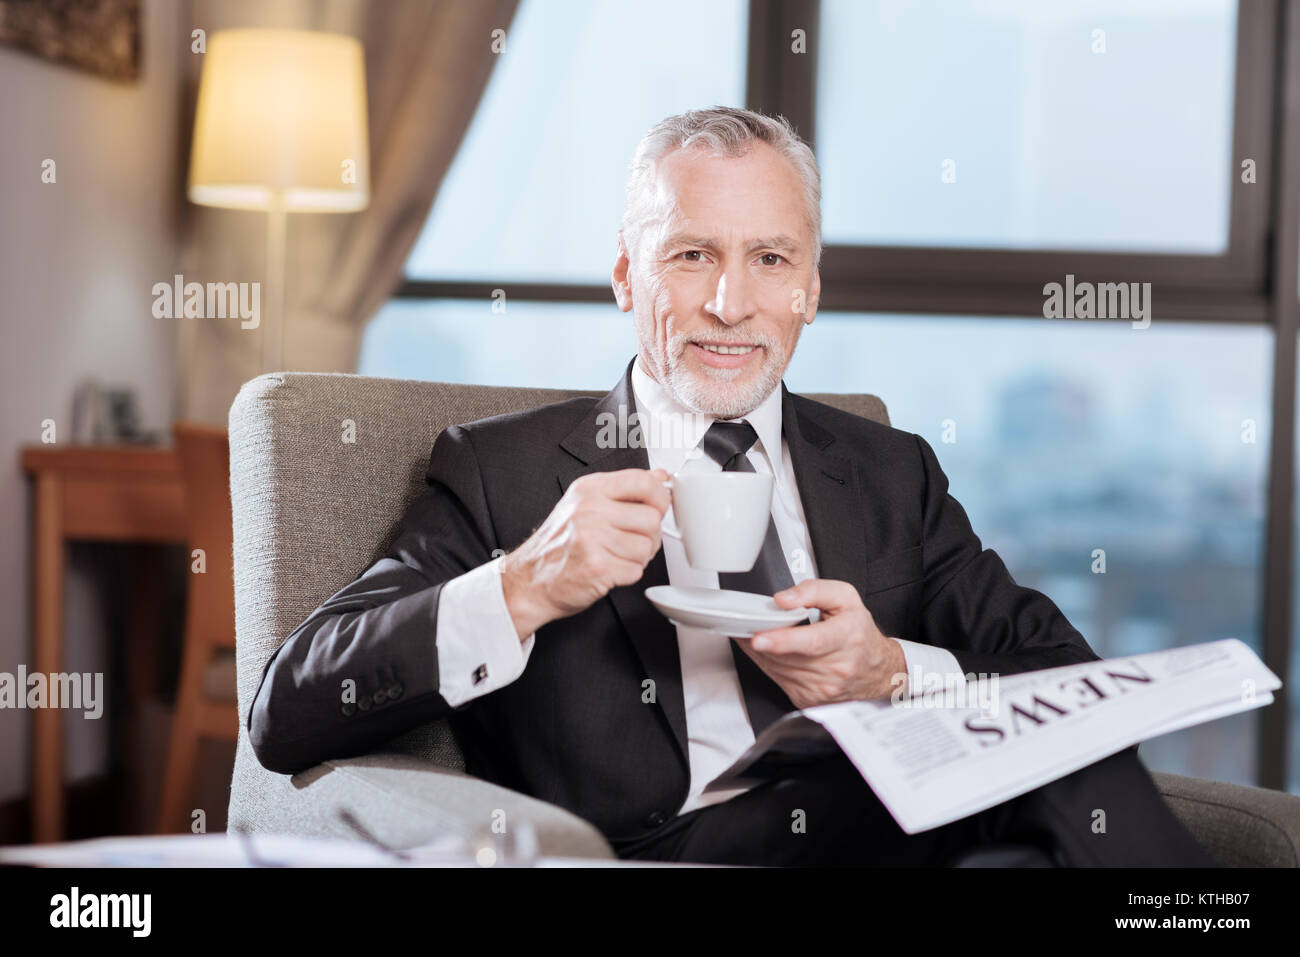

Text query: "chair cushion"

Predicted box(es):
[1152, 771, 1300, 867]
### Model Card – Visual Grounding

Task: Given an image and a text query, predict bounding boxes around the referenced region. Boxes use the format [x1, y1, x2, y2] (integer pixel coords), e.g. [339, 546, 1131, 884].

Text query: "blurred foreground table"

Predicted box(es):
[20, 445, 185, 843]
[0, 832, 718, 868]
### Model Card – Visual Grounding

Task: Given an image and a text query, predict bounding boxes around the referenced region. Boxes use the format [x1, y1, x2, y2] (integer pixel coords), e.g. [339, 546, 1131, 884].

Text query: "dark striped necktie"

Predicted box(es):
[699, 420, 798, 735]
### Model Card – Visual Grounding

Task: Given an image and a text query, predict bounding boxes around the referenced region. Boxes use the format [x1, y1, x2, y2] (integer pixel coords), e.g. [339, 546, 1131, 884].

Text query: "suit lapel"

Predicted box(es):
[556, 361, 689, 768]
[781, 385, 870, 600]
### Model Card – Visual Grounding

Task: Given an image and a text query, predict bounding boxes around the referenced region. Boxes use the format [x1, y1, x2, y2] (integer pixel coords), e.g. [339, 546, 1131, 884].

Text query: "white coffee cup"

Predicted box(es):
[661, 472, 773, 572]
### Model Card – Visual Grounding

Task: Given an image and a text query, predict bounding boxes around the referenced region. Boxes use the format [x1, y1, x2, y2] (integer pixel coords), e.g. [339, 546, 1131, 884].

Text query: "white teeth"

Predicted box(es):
[699, 343, 755, 355]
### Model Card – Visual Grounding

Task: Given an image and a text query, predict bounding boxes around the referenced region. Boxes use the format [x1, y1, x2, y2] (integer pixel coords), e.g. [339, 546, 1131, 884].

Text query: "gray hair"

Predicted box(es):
[620, 106, 822, 267]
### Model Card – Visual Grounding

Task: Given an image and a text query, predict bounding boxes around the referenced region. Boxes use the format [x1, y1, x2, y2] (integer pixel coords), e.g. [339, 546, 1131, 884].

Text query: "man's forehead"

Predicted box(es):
[647, 203, 809, 252]
[657, 225, 804, 252]
[637, 144, 810, 249]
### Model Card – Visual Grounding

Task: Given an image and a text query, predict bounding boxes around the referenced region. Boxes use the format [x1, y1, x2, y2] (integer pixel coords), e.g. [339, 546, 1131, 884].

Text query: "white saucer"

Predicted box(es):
[645, 585, 810, 638]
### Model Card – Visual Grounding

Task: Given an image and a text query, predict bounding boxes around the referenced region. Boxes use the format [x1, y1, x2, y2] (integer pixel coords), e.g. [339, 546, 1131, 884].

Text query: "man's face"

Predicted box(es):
[612, 141, 821, 419]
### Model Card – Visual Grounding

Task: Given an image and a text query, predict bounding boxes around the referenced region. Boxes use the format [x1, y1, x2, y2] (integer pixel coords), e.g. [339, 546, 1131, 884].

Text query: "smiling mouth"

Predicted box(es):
[693, 342, 757, 355]
[687, 340, 763, 371]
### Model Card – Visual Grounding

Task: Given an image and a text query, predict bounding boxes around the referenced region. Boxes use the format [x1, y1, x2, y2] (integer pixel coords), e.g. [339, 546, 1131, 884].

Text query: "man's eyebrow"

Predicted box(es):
[659, 234, 804, 254]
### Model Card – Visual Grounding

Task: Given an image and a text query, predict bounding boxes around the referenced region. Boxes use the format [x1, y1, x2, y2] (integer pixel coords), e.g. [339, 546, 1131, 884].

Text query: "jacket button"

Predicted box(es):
[357, 694, 373, 712]
[644, 811, 667, 828]
[372, 688, 387, 705]
[388, 683, 403, 700]
[340, 703, 356, 717]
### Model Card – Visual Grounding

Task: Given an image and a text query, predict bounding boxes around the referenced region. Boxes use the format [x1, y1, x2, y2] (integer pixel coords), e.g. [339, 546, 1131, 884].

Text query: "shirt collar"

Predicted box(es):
[630, 356, 785, 476]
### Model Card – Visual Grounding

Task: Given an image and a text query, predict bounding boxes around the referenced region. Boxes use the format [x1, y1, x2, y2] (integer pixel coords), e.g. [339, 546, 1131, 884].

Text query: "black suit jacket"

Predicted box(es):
[248, 361, 1099, 845]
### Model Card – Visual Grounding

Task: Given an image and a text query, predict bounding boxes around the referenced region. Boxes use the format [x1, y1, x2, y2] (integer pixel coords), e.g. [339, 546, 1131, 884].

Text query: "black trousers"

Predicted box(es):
[613, 745, 1217, 867]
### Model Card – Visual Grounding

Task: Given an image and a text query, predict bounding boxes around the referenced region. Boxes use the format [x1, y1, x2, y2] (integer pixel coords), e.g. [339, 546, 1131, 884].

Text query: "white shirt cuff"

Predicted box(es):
[895, 639, 966, 698]
[435, 556, 536, 709]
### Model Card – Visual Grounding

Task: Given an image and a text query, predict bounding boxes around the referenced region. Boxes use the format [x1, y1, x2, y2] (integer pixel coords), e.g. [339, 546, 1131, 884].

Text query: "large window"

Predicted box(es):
[366, 0, 1296, 792]
[403, 0, 748, 285]
[816, 0, 1238, 252]
[362, 299, 631, 387]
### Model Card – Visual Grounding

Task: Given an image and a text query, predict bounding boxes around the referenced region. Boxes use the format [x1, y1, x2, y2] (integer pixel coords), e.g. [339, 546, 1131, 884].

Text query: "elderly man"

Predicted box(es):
[248, 106, 1214, 867]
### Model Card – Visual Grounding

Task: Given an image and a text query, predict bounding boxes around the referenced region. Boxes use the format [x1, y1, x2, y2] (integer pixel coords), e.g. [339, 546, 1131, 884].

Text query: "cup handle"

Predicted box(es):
[659, 476, 681, 539]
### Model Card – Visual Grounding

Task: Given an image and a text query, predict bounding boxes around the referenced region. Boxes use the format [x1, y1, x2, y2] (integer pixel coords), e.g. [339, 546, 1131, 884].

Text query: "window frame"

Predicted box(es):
[765, 0, 1277, 321]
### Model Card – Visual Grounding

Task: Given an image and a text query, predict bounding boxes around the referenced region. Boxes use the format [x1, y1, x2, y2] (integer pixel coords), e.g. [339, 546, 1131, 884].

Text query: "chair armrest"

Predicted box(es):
[228, 751, 616, 861]
[1152, 772, 1300, 867]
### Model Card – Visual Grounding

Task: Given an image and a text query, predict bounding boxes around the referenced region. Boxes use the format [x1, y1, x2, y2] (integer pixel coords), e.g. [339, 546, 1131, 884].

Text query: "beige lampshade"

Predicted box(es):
[188, 28, 369, 212]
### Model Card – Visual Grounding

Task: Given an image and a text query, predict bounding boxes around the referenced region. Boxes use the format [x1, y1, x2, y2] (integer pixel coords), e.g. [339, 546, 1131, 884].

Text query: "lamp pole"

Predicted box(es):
[263, 193, 287, 374]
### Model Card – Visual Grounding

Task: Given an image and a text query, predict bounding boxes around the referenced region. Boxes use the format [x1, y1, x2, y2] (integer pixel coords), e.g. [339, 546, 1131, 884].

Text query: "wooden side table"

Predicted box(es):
[21, 445, 186, 843]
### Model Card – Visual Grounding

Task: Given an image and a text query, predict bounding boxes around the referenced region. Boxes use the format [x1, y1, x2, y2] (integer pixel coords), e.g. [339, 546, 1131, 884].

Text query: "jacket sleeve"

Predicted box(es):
[247, 423, 503, 774]
[913, 433, 1101, 678]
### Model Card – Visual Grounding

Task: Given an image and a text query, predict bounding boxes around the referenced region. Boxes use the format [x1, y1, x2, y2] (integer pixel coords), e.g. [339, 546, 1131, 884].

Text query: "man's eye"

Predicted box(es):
[680, 250, 705, 262]
[758, 253, 786, 267]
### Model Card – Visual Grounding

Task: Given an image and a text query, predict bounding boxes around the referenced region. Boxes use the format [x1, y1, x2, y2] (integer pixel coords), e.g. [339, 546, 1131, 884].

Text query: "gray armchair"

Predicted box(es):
[227, 372, 1300, 866]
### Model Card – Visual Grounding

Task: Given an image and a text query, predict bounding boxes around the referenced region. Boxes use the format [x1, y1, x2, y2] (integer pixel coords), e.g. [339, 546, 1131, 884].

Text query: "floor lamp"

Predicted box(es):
[187, 28, 369, 373]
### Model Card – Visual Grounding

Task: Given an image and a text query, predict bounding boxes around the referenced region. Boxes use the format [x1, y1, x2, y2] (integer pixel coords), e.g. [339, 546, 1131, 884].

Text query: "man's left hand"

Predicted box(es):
[745, 578, 906, 708]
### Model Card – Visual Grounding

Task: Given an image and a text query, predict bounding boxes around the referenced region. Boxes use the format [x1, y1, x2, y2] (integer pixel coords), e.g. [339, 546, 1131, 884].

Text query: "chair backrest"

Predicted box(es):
[226, 373, 890, 805]
[174, 422, 236, 651]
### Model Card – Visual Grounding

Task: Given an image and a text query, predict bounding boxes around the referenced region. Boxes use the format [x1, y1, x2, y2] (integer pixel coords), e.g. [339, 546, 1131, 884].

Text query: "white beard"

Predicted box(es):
[663, 335, 786, 419]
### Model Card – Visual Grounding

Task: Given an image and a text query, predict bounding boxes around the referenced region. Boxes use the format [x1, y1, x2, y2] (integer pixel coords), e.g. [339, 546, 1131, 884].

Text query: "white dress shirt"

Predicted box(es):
[433, 361, 963, 816]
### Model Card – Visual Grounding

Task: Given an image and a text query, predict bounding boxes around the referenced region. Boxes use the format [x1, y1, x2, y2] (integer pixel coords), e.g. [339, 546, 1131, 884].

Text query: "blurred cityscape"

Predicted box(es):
[934, 372, 1266, 786]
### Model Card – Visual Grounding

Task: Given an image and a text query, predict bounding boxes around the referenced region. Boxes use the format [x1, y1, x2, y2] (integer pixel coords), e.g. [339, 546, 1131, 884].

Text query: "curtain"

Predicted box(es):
[179, 0, 520, 423]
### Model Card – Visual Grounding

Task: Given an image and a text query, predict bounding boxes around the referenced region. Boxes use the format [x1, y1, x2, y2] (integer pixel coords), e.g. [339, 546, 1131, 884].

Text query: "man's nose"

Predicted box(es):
[706, 266, 758, 326]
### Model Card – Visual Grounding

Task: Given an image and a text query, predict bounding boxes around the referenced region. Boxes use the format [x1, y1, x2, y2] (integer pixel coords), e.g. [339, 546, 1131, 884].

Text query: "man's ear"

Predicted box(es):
[612, 232, 634, 313]
[804, 267, 821, 325]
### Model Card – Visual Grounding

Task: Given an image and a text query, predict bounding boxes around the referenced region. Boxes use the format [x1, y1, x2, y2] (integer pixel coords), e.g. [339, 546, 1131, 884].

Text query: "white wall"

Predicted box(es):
[0, 0, 184, 805]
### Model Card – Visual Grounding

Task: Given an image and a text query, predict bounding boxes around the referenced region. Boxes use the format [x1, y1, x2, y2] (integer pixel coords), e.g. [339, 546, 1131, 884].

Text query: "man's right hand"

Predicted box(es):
[499, 468, 671, 640]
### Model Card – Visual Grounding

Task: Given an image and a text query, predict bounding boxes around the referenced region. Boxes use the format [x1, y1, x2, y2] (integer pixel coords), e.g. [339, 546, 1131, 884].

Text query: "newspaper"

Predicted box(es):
[704, 638, 1280, 834]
